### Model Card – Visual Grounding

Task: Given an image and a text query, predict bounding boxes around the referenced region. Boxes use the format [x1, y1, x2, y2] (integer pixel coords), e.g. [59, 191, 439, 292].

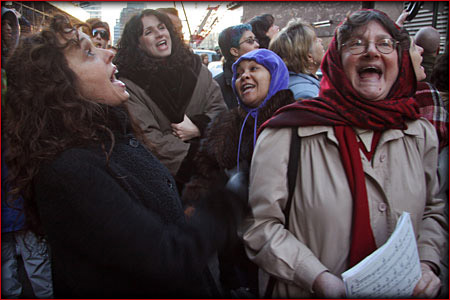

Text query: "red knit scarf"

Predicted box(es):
[260, 34, 421, 268]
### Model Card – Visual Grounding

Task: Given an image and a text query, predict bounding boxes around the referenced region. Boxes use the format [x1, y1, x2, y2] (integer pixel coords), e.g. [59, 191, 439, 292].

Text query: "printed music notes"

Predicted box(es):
[342, 212, 421, 298]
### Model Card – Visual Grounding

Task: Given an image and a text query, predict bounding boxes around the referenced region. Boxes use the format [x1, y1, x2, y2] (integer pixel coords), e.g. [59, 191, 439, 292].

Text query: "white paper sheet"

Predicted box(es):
[342, 212, 421, 298]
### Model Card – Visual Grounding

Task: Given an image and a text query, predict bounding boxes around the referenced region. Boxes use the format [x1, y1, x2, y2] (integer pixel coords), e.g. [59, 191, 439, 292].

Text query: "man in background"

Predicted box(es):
[415, 26, 441, 82]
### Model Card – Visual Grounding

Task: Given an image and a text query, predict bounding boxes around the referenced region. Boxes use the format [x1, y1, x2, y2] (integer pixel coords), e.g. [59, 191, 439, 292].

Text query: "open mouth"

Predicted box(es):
[358, 66, 382, 79]
[110, 67, 117, 82]
[110, 67, 125, 88]
[241, 83, 255, 94]
[156, 40, 167, 47]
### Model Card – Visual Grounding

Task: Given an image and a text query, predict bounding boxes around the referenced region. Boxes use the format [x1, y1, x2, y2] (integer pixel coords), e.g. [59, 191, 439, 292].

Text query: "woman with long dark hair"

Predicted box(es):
[114, 9, 226, 187]
[4, 15, 243, 298]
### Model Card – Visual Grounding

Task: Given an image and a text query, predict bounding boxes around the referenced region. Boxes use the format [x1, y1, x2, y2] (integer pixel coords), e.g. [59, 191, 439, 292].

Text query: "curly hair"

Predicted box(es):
[114, 9, 194, 77]
[248, 14, 274, 49]
[3, 15, 127, 235]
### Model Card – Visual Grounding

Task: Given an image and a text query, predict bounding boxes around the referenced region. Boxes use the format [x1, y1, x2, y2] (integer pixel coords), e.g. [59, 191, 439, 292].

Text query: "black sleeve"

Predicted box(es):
[34, 154, 227, 283]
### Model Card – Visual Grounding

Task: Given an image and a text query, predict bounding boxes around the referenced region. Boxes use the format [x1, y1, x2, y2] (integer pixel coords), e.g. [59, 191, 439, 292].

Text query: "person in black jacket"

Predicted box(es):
[215, 24, 259, 109]
[3, 15, 244, 298]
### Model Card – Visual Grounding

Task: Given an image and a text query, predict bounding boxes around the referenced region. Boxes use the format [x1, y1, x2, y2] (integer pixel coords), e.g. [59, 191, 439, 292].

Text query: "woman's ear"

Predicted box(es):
[230, 47, 240, 58]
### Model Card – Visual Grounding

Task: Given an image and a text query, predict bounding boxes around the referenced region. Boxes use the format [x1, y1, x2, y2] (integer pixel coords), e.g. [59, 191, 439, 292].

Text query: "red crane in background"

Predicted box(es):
[190, 4, 220, 47]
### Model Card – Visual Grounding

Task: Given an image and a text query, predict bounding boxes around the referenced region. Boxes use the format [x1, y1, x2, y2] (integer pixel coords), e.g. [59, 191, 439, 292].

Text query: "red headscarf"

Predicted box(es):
[260, 10, 421, 268]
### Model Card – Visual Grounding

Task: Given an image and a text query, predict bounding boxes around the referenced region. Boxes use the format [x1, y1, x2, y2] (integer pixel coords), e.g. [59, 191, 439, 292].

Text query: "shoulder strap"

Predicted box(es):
[284, 127, 301, 229]
[264, 127, 300, 298]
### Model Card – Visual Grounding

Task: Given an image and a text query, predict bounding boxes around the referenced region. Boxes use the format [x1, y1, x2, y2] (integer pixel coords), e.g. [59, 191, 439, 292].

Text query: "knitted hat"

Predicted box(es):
[232, 48, 288, 112]
[230, 49, 289, 170]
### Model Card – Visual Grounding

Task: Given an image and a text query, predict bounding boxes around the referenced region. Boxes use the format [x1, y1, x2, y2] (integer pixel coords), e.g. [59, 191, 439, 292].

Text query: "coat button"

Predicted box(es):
[167, 179, 173, 189]
[380, 154, 386, 162]
[129, 138, 139, 148]
[378, 203, 387, 212]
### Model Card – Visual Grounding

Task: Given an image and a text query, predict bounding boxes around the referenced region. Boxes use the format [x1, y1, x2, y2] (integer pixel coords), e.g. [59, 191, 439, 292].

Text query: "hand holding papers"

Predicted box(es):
[342, 212, 421, 298]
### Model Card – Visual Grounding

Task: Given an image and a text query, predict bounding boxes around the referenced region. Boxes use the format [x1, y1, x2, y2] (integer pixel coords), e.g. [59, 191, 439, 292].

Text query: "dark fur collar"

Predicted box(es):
[197, 89, 295, 172]
[123, 55, 202, 123]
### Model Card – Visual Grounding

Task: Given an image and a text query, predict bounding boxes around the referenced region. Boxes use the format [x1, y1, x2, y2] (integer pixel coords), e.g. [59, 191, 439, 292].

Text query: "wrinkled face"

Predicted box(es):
[235, 60, 271, 108]
[65, 31, 129, 106]
[341, 21, 399, 101]
[139, 15, 172, 58]
[266, 24, 280, 40]
[236, 30, 260, 57]
[92, 26, 109, 49]
[409, 38, 426, 81]
[310, 35, 325, 65]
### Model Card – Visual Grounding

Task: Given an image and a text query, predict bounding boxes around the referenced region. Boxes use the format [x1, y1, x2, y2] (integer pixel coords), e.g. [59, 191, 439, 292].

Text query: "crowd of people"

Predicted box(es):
[1, 4, 448, 299]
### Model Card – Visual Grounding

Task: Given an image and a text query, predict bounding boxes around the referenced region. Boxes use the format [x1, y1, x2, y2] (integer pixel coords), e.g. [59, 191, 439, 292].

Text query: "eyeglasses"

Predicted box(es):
[92, 29, 109, 40]
[239, 37, 259, 46]
[342, 38, 398, 55]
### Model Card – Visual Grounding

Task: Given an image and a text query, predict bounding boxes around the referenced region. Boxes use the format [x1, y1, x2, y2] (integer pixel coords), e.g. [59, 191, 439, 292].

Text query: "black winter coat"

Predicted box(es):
[213, 61, 237, 110]
[33, 112, 231, 298]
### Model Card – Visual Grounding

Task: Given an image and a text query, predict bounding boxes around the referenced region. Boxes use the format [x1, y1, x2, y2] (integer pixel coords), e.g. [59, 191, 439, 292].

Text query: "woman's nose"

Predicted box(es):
[101, 48, 114, 64]
[242, 71, 250, 79]
[155, 28, 164, 37]
[417, 44, 424, 55]
[365, 42, 380, 57]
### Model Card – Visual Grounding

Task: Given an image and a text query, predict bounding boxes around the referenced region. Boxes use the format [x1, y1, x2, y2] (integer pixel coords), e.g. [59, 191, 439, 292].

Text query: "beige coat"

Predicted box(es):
[122, 66, 226, 175]
[243, 119, 446, 298]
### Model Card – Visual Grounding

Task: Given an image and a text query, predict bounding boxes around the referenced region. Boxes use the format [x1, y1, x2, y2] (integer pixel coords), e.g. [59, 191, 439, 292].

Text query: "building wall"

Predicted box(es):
[241, 1, 404, 48]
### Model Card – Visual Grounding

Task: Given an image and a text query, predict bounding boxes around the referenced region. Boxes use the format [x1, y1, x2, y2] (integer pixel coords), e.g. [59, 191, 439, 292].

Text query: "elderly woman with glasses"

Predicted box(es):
[243, 9, 446, 298]
[215, 24, 259, 109]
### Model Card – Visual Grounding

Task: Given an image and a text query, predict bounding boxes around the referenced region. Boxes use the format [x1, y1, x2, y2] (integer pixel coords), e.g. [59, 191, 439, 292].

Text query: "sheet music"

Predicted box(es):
[341, 212, 421, 298]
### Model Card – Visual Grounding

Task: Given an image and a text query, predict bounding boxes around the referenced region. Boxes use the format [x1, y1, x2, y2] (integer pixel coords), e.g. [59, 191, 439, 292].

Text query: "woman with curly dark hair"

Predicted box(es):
[4, 15, 244, 298]
[114, 9, 226, 188]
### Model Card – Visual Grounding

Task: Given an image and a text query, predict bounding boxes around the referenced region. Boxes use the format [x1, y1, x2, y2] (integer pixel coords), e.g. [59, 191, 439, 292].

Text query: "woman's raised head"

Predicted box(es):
[269, 19, 324, 75]
[6, 14, 128, 108]
[232, 49, 288, 110]
[117, 9, 180, 59]
[4, 15, 133, 216]
[409, 37, 426, 81]
[248, 14, 279, 49]
[114, 9, 192, 76]
[337, 10, 411, 101]
[218, 24, 259, 62]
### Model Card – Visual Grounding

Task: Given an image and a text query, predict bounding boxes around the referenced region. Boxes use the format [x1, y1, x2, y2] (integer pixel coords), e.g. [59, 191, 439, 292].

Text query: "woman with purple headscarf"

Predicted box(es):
[182, 49, 295, 297]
